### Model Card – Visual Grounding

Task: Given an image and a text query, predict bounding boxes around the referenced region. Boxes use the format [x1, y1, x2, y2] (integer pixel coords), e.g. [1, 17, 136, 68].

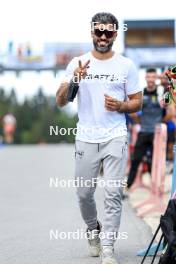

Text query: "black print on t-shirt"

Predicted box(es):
[85, 74, 119, 81]
[83, 74, 127, 83]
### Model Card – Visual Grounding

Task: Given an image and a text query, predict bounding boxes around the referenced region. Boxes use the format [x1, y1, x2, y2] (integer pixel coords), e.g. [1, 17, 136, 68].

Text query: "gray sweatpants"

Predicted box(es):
[74, 136, 128, 246]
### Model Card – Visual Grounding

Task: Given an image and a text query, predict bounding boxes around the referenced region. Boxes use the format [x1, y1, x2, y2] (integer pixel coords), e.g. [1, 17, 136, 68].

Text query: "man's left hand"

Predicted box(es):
[104, 94, 121, 111]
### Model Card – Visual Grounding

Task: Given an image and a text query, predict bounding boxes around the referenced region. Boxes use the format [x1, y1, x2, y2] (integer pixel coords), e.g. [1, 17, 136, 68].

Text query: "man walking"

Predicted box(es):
[56, 12, 142, 264]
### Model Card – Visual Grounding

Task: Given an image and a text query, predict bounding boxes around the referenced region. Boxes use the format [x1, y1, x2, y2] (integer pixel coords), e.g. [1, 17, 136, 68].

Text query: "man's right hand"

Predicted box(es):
[56, 59, 90, 107]
[73, 60, 90, 82]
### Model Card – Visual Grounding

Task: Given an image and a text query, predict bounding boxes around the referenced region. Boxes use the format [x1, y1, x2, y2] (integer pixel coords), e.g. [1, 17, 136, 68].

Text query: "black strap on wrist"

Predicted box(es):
[67, 79, 79, 102]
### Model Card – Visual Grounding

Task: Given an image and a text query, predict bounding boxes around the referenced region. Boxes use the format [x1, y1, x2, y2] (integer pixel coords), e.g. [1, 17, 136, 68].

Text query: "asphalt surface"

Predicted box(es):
[0, 145, 156, 264]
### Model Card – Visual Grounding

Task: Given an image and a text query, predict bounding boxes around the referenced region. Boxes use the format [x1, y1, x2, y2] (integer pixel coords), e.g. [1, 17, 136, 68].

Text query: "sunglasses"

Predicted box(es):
[168, 65, 176, 80]
[94, 29, 115, 38]
[169, 65, 176, 74]
[165, 65, 176, 81]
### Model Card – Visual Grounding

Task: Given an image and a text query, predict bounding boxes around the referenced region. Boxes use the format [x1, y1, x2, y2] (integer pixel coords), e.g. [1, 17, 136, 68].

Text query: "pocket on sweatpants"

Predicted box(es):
[108, 136, 128, 159]
[75, 140, 85, 160]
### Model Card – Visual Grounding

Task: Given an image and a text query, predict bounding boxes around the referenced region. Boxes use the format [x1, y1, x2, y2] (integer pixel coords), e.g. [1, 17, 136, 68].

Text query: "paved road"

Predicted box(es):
[0, 145, 156, 264]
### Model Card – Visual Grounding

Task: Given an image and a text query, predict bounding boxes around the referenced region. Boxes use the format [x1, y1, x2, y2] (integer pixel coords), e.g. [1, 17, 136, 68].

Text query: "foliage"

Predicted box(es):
[0, 87, 77, 144]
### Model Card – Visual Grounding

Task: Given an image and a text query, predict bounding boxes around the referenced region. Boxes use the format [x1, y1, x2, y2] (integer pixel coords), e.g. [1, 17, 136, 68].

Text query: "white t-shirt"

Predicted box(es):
[65, 51, 141, 143]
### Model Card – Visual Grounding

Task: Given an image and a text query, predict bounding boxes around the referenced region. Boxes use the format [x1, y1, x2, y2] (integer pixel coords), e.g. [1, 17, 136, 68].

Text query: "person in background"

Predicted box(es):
[2, 114, 17, 144]
[127, 68, 166, 189]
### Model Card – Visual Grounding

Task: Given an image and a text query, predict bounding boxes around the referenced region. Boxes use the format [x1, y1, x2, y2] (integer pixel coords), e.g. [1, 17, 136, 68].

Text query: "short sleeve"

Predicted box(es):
[64, 57, 78, 82]
[126, 61, 142, 95]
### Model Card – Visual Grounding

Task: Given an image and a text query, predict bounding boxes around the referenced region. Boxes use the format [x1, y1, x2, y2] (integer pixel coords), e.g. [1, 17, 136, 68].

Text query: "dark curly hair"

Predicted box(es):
[146, 68, 157, 73]
[91, 12, 119, 30]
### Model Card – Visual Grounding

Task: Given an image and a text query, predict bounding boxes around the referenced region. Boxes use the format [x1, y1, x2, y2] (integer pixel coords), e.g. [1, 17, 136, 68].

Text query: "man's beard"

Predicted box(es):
[93, 39, 113, 53]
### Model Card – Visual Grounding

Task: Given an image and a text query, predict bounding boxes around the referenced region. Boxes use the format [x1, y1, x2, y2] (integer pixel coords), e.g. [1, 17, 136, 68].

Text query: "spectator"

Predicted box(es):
[127, 68, 166, 189]
[2, 114, 17, 144]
